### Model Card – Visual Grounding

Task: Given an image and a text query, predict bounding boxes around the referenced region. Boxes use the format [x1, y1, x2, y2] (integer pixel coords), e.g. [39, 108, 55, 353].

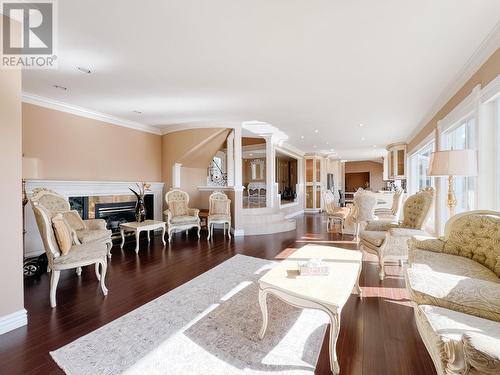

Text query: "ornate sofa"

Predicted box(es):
[30, 189, 112, 258]
[31, 189, 109, 307]
[360, 187, 434, 280]
[406, 210, 500, 375]
[164, 189, 201, 242]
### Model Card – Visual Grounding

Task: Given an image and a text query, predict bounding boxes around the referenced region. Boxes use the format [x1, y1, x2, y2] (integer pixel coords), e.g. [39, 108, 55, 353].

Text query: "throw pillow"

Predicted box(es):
[52, 213, 74, 255]
[63, 210, 86, 231]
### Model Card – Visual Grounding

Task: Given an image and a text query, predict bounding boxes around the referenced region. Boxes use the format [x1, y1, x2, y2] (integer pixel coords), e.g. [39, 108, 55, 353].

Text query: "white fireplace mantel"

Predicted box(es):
[24, 180, 165, 258]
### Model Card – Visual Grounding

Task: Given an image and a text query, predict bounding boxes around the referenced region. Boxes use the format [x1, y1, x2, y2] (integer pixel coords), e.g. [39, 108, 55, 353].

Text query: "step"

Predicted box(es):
[243, 219, 296, 236]
[242, 212, 287, 225]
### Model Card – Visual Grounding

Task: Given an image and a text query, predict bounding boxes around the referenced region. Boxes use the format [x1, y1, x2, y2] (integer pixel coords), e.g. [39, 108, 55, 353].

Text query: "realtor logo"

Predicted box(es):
[1, 0, 58, 68]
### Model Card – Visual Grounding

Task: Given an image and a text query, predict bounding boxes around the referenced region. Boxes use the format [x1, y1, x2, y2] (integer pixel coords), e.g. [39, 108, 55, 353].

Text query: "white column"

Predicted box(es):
[435, 125, 445, 235]
[172, 163, 182, 188]
[226, 130, 235, 186]
[477, 90, 496, 210]
[234, 126, 243, 188]
[265, 135, 276, 208]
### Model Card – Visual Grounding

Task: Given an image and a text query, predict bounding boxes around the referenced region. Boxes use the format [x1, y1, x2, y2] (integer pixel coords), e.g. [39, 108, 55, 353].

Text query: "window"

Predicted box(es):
[409, 141, 435, 194]
[497, 99, 500, 209]
[442, 117, 476, 214]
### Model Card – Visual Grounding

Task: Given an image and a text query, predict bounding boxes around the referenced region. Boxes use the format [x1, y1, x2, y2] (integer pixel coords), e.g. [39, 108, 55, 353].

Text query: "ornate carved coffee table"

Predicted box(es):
[119, 220, 166, 253]
[258, 244, 362, 374]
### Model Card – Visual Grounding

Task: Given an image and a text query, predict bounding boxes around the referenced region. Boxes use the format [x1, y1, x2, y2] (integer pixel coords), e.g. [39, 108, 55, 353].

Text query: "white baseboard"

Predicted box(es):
[0, 309, 27, 335]
[285, 210, 304, 219]
[231, 228, 245, 237]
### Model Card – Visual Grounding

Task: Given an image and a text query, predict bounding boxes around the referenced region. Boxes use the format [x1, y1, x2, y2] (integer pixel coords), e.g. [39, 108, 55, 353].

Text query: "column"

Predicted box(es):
[227, 130, 235, 186]
[265, 135, 276, 208]
[172, 163, 182, 188]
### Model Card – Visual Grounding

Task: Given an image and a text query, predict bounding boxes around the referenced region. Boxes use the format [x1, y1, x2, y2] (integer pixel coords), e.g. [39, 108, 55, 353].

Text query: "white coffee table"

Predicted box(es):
[258, 244, 362, 374]
[119, 220, 166, 253]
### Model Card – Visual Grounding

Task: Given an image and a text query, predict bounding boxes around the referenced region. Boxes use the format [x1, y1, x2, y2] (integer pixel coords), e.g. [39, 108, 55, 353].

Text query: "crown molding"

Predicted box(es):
[407, 21, 500, 143]
[22, 93, 162, 135]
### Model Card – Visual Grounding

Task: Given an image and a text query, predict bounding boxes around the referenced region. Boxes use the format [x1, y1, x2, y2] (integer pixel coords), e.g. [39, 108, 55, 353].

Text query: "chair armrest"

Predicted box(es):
[408, 235, 445, 253]
[188, 208, 200, 217]
[463, 332, 500, 374]
[365, 221, 399, 231]
[388, 228, 425, 237]
[164, 209, 172, 223]
[83, 219, 107, 230]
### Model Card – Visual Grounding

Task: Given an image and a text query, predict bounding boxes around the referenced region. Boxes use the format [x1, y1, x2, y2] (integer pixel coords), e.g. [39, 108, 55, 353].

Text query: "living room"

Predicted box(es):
[1, 2, 500, 374]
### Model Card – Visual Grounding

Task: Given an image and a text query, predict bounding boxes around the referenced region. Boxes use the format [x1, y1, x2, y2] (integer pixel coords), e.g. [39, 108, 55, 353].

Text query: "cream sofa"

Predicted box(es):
[405, 210, 500, 375]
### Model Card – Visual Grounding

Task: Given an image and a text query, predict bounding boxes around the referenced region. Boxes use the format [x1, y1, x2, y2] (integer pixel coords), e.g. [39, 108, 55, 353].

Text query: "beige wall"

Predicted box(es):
[344, 160, 384, 192]
[0, 16, 24, 318]
[408, 48, 500, 152]
[22, 103, 162, 181]
[180, 167, 209, 209]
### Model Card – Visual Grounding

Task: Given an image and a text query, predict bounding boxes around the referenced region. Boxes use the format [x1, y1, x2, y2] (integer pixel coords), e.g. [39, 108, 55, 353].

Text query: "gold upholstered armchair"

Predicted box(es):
[164, 189, 201, 242]
[360, 187, 434, 280]
[30, 188, 109, 307]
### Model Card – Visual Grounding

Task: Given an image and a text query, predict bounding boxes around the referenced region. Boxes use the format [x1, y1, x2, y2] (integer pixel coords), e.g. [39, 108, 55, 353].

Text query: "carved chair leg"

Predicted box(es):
[207, 222, 211, 240]
[197, 225, 201, 239]
[106, 241, 112, 259]
[227, 222, 231, 239]
[50, 270, 60, 308]
[95, 262, 101, 281]
[99, 259, 108, 296]
[76, 267, 82, 276]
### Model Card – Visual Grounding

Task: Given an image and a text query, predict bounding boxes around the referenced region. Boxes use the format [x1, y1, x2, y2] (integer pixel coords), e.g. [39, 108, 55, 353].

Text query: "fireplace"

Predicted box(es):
[69, 194, 154, 239]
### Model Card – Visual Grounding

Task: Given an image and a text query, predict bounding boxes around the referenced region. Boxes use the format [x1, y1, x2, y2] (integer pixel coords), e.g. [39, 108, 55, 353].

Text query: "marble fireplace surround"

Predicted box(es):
[24, 180, 164, 258]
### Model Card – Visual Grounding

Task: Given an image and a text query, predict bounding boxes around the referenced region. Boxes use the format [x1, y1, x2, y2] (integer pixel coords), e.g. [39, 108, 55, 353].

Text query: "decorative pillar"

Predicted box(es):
[265, 135, 276, 208]
[172, 163, 182, 188]
[227, 130, 235, 186]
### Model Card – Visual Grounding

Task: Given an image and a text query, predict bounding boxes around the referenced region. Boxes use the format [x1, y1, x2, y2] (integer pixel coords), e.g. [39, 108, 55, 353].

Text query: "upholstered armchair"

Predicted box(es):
[207, 191, 231, 240]
[30, 190, 109, 308]
[374, 189, 404, 221]
[344, 189, 377, 241]
[30, 189, 112, 258]
[324, 190, 350, 233]
[405, 210, 500, 375]
[164, 189, 201, 242]
[360, 187, 434, 280]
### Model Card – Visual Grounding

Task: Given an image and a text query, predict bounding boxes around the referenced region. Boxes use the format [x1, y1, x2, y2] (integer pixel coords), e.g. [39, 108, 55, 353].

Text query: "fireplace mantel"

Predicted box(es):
[24, 180, 165, 257]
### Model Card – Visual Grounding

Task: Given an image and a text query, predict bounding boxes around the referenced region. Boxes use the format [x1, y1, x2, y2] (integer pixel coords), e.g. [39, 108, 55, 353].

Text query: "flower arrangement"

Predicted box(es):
[129, 182, 151, 222]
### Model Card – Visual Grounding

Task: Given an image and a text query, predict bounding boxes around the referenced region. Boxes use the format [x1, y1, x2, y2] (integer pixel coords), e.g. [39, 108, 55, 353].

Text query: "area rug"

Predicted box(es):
[51, 254, 329, 375]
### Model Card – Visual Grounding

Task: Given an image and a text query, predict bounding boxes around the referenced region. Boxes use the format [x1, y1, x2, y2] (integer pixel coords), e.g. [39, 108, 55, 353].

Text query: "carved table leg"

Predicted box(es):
[120, 228, 125, 249]
[162, 224, 167, 246]
[135, 229, 140, 254]
[258, 289, 269, 339]
[328, 310, 341, 374]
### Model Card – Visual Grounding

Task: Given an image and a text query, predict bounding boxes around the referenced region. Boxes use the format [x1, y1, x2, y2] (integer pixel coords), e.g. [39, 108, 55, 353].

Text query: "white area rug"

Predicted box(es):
[51, 255, 328, 375]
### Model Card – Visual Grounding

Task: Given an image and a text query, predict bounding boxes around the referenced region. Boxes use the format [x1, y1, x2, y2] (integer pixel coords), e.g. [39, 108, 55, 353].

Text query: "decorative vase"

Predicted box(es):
[135, 198, 146, 223]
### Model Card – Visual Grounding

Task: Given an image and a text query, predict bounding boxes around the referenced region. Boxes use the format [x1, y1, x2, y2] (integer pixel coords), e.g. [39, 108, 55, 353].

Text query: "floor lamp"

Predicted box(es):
[428, 149, 477, 218]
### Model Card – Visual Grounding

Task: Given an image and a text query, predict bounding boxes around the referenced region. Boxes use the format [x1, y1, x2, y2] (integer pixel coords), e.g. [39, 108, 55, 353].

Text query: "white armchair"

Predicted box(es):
[374, 188, 404, 221]
[164, 189, 201, 242]
[29, 188, 112, 258]
[345, 189, 377, 241]
[30, 190, 109, 308]
[207, 191, 231, 240]
[360, 187, 434, 280]
[324, 190, 350, 233]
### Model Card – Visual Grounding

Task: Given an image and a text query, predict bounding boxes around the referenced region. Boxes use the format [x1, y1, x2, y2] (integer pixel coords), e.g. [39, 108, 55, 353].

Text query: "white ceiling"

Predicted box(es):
[22, 0, 500, 160]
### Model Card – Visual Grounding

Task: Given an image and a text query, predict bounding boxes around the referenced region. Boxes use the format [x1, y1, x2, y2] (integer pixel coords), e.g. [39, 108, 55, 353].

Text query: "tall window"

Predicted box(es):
[442, 117, 476, 213]
[409, 141, 435, 194]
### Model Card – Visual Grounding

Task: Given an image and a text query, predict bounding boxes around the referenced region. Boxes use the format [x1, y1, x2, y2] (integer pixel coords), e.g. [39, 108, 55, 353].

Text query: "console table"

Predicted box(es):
[119, 220, 166, 253]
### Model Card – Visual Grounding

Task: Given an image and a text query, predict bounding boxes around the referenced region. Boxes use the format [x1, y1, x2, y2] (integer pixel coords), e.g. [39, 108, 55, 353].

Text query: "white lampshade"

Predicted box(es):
[22, 157, 39, 179]
[428, 149, 477, 177]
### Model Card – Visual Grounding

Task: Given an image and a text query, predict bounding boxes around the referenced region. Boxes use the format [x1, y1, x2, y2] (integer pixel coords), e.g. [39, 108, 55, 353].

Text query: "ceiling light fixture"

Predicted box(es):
[132, 110, 142, 114]
[76, 66, 91, 74]
[53, 85, 68, 91]
[314, 129, 319, 134]
[359, 123, 364, 127]
[373, 145, 377, 148]
[300, 135, 304, 139]
[361, 137, 365, 141]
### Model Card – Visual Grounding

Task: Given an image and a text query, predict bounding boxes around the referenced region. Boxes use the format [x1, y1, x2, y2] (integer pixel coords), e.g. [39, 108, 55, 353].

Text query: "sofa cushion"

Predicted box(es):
[415, 305, 500, 375]
[406, 250, 500, 321]
[171, 215, 199, 224]
[360, 230, 386, 247]
[76, 229, 112, 243]
[53, 242, 107, 267]
[208, 214, 231, 222]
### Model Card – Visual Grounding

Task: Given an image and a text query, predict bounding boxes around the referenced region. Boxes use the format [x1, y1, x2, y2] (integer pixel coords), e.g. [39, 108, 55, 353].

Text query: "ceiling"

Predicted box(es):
[22, 0, 500, 160]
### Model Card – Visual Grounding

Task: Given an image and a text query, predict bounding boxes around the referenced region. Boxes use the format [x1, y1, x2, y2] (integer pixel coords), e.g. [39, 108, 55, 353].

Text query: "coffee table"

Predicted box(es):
[258, 244, 362, 374]
[119, 220, 166, 253]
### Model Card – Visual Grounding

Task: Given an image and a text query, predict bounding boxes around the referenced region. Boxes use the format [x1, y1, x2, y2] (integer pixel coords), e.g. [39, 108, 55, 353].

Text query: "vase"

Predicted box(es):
[135, 197, 146, 222]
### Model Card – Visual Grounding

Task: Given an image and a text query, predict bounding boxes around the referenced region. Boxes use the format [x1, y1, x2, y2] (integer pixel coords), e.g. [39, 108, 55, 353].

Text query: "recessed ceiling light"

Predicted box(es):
[132, 110, 142, 114]
[359, 123, 364, 127]
[314, 129, 319, 133]
[53, 85, 68, 91]
[300, 135, 304, 139]
[373, 145, 377, 148]
[76, 66, 91, 74]
[361, 137, 365, 141]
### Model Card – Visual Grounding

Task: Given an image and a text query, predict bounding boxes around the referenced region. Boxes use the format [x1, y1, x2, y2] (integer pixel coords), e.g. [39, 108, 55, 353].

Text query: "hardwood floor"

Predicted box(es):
[0, 214, 436, 375]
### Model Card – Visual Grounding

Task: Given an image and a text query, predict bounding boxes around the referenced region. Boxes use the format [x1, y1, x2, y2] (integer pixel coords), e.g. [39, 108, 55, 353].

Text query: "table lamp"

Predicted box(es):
[428, 149, 477, 217]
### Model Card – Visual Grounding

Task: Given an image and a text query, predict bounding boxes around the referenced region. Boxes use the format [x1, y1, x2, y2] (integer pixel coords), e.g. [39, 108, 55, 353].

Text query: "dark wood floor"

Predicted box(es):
[0, 214, 436, 375]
